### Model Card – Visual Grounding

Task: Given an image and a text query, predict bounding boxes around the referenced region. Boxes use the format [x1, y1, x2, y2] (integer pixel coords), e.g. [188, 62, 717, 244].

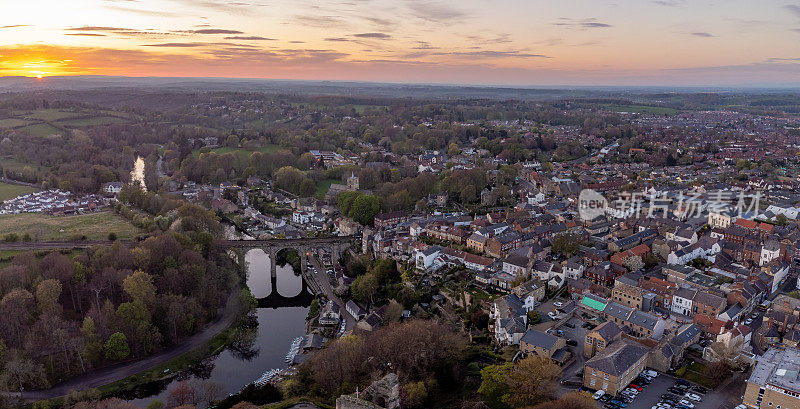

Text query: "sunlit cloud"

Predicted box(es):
[0, 0, 798, 85]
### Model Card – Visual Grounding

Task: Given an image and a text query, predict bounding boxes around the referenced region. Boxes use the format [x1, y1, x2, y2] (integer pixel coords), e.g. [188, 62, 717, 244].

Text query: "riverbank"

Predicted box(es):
[24, 286, 243, 404]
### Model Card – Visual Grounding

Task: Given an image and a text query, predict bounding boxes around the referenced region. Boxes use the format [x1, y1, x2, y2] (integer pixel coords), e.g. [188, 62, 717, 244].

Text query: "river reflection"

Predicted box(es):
[126, 249, 309, 406]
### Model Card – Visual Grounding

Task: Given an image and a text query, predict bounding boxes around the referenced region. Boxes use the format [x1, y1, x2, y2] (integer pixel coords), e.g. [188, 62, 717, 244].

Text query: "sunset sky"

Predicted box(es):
[1, 0, 799, 86]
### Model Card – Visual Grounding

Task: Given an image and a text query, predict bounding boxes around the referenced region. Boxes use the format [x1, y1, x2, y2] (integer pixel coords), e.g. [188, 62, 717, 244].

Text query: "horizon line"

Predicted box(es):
[3, 74, 800, 91]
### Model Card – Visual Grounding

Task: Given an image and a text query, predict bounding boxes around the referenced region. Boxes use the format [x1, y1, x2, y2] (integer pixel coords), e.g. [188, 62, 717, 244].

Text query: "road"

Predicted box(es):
[307, 254, 356, 334]
[20, 288, 241, 400]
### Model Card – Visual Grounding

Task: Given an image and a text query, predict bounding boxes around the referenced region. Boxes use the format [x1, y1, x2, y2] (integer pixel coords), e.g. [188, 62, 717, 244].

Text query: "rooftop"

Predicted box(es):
[748, 347, 800, 394]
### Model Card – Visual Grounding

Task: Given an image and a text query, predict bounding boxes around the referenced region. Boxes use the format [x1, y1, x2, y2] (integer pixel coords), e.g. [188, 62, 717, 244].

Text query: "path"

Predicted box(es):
[308, 254, 356, 333]
[21, 288, 241, 400]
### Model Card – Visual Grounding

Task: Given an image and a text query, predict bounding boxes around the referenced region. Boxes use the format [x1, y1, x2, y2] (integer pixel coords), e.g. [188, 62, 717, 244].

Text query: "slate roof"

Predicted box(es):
[669, 324, 702, 346]
[521, 329, 561, 350]
[593, 321, 622, 341]
[585, 340, 649, 377]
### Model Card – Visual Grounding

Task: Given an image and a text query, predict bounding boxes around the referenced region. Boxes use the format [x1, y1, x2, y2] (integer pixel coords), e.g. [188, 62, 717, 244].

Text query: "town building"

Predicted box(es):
[583, 340, 649, 395]
[743, 347, 800, 409]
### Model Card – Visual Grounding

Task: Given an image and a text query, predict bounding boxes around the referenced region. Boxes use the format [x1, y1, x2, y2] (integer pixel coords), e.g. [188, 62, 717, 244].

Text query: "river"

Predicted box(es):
[131, 156, 147, 191]
[125, 249, 310, 406]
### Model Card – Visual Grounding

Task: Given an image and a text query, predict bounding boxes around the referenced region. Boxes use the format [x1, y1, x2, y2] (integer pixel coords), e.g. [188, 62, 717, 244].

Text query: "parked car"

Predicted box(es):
[567, 339, 578, 346]
[745, 318, 753, 325]
[554, 301, 564, 307]
[565, 322, 576, 328]
[609, 399, 627, 407]
[676, 380, 691, 386]
[556, 329, 565, 336]
[678, 399, 695, 408]
[629, 384, 643, 391]
[691, 386, 707, 394]
[684, 393, 702, 402]
[593, 390, 606, 400]
[644, 370, 659, 378]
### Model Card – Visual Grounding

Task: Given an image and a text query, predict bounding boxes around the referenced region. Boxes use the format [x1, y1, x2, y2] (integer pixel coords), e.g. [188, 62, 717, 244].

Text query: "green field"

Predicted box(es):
[56, 116, 128, 127]
[604, 104, 679, 115]
[0, 118, 33, 129]
[23, 109, 85, 121]
[193, 144, 283, 158]
[18, 123, 64, 137]
[351, 104, 387, 114]
[0, 211, 142, 241]
[0, 182, 38, 201]
[314, 178, 340, 200]
[0, 156, 50, 176]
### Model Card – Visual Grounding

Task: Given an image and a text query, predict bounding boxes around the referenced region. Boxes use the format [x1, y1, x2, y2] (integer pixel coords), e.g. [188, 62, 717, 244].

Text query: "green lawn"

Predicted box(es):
[192, 144, 283, 158]
[314, 178, 340, 200]
[0, 211, 142, 241]
[56, 116, 128, 127]
[18, 123, 64, 137]
[0, 118, 33, 129]
[0, 182, 39, 201]
[604, 104, 679, 115]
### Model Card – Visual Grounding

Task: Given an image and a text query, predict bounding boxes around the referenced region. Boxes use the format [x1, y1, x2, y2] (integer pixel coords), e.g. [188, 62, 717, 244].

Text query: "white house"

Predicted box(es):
[293, 210, 311, 224]
[562, 259, 585, 280]
[672, 287, 695, 316]
[415, 246, 441, 271]
[103, 182, 124, 194]
[526, 191, 546, 204]
[760, 240, 781, 266]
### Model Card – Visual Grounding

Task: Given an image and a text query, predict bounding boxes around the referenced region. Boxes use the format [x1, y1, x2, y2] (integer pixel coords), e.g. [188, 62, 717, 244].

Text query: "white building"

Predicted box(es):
[760, 240, 781, 266]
